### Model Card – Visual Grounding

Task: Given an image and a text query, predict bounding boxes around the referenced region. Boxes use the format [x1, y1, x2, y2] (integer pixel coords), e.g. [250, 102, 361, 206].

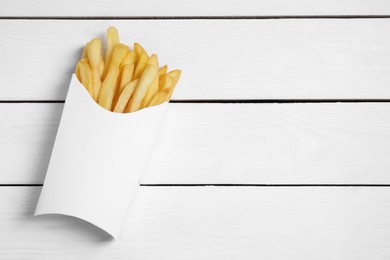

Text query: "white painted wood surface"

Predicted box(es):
[2, 1, 390, 258]
[1, 19, 390, 100]
[2, 103, 390, 184]
[1, 187, 390, 259]
[0, 0, 389, 16]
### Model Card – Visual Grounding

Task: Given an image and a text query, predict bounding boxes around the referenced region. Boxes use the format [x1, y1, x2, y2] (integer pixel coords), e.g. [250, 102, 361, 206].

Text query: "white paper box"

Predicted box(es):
[35, 74, 168, 238]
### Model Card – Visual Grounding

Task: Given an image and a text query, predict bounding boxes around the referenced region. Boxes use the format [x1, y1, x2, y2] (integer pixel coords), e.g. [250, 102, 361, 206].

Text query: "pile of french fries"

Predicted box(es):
[75, 27, 181, 113]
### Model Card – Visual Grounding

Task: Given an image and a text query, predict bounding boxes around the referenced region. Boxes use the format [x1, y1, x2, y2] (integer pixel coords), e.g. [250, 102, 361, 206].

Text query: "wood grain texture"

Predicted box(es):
[2, 103, 390, 184]
[1, 186, 390, 259]
[0, 104, 61, 184]
[0, 0, 389, 16]
[1, 19, 390, 100]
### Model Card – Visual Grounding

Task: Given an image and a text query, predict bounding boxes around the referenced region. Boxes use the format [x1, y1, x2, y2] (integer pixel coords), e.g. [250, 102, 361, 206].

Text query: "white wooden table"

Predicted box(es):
[1, 1, 390, 259]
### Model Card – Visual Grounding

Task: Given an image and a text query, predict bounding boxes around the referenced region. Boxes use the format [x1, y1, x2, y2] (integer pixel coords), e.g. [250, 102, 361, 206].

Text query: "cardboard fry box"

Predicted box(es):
[35, 74, 168, 238]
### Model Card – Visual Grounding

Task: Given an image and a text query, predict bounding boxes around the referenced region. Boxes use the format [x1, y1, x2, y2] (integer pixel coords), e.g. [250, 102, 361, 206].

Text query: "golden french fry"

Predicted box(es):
[119, 63, 135, 93]
[99, 55, 104, 77]
[167, 70, 181, 86]
[107, 43, 129, 70]
[159, 65, 168, 76]
[102, 43, 132, 107]
[76, 60, 93, 96]
[75, 64, 81, 80]
[82, 42, 89, 59]
[159, 74, 174, 90]
[134, 42, 147, 56]
[166, 70, 181, 99]
[147, 88, 171, 107]
[148, 54, 159, 68]
[117, 51, 136, 100]
[87, 38, 103, 100]
[104, 27, 119, 78]
[114, 63, 135, 109]
[133, 42, 149, 79]
[81, 41, 99, 76]
[133, 52, 148, 79]
[121, 51, 137, 67]
[98, 67, 120, 110]
[141, 75, 158, 108]
[108, 44, 129, 101]
[141, 54, 159, 108]
[76, 57, 89, 78]
[167, 87, 176, 100]
[126, 65, 157, 112]
[113, 79, 138, 113]
[98, 44, 128, 110]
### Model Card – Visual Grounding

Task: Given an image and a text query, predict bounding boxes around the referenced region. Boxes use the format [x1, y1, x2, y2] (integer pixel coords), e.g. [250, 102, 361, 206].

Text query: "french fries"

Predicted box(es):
[75, 59, 93, 95]
[126, 64, 158, 113]
[104, 27, 119, 78]
[159, 74, 174, 90]
[159, 65, 168, 76]
[141, 54, 159, 108]
[75, 27, 181, 113]
[133, 51, 149, 79]
[119, 63, 135, 94]
[148, 88, 172, 107]
[114, 79, 138, 113]
[87, 38, 103, 100]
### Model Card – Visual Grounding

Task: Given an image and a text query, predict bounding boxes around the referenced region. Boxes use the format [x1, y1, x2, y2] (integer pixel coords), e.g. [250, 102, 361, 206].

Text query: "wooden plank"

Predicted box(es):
[0, 0, 390, 16]
[1, 19, 390, 100]
[1, 186, 390, 258]
[2, 103, 390, 184]
[0, 104, 61, 184]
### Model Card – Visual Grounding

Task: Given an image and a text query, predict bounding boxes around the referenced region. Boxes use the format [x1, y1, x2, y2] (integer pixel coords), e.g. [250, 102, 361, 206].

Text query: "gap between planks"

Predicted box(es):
[1, 184, 390, 187]
[1, 15, 390, 20]
[1, 100, 390, 103]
